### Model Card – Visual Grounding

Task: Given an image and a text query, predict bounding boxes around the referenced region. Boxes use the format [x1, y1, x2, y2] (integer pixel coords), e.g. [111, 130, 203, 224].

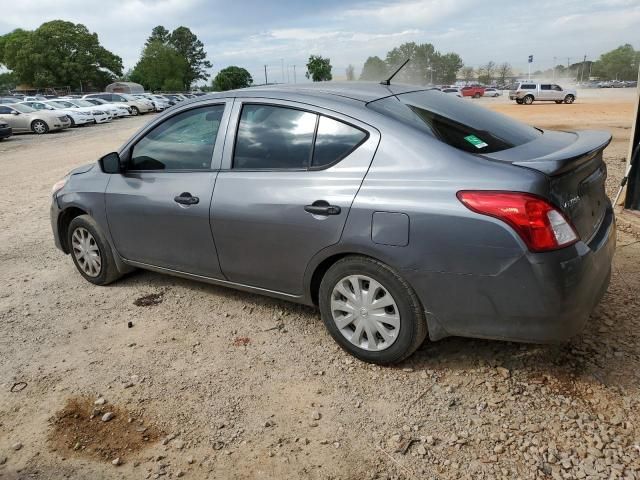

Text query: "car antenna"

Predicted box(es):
[380, 58, 410, 86]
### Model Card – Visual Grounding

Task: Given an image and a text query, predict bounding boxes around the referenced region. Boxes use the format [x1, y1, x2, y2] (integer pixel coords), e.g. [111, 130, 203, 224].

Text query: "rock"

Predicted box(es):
[0, 456, 7, 465]
[12, 443, 22, 451]
[496, 367, 510, 379]
[112, 457, 121, 466]
[416, 445, 427, 456]
[264, 419, 275, 427]
[311, 411, 321, 421]
[94, 397, 106, 406]
[176, 470, 185, 477]
[101, 412, 115, 422]
[124, 382, 134, 388]
[425, 435, 435, 446]
[173, 439, 185, 450]
[186, 456, 194, 464]
[494, 444, 505, 454]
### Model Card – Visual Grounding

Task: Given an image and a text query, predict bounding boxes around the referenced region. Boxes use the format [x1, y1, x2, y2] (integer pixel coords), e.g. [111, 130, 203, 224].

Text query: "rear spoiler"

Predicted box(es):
[510, 130, 612, 176]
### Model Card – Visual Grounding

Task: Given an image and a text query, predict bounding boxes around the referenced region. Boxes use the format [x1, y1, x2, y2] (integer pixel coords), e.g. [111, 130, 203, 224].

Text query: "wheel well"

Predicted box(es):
[58, 207, 87, 253]
[309, 253, 352, 306]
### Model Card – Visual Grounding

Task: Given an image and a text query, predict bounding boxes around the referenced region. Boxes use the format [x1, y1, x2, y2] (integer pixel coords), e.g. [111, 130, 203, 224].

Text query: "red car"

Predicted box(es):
[461, 86, 485, 98]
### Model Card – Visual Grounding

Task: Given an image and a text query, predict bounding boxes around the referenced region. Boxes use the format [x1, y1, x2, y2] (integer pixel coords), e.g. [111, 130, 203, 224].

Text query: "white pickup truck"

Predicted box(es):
[509, 82, 577, 105]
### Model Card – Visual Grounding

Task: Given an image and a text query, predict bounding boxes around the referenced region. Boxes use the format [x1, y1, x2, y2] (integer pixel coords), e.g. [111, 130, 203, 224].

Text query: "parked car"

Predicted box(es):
[83, 93, 154, 115]
[483, 88, 501, 97]
[509, 83, 576, 105]
[0, 103, 70, 134]
[0, 97, 20, 104]
[20, 101, 94, 127]
[131, 93, 170, 111]
[23, 95, 49, 102]
[82, 98, 131, 118]
[0, 121, 12, 140]
[50, 83, 614, 364]
[461, 85, 485, 98]
[440, 87, 462, 97]
[47, 100, 112, 124]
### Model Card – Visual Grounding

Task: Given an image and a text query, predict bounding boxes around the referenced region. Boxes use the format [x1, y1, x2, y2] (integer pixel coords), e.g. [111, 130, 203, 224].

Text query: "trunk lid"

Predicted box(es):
[485, 130, 612, 243]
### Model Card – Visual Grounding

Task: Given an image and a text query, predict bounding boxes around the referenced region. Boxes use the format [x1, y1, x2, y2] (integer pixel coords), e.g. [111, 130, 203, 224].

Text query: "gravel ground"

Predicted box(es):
[1, 90, 639, 480]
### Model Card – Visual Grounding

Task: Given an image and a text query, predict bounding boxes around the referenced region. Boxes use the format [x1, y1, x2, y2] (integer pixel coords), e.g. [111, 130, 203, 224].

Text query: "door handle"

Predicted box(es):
[174, 192, 199, 205]
[304, 200, 341, 216]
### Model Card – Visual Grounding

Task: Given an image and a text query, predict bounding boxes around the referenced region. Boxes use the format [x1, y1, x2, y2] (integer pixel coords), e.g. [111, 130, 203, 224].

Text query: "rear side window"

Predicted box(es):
[367, 90, 541, 154]
[521, 84, 536, 90]
[233, 105, 367, 170]
[312, 116, 367, 168]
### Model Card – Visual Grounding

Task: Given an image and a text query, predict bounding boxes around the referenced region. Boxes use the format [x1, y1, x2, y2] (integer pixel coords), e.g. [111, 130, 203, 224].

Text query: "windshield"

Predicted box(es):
[121, 94, 137, 101]
[90, 98, 107, 104]
[367, 90, 541, 154]
[49, 100, 74, 108]
[12, 104, 37, 113]
[73, 100, 94, 108]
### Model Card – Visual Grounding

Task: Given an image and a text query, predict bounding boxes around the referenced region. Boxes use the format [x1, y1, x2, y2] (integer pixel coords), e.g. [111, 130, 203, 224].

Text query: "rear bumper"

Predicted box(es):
[406, 208, 615, 343]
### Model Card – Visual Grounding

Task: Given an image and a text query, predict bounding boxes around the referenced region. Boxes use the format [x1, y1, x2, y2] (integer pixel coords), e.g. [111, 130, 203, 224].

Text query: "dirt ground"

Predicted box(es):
[1, 89, 639, 480]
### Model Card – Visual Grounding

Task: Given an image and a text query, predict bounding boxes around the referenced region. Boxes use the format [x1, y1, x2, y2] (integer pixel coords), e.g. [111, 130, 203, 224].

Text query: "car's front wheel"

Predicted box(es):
[564, 94, 575, 104]
[67, 215, 122, 285]
[555, 100, 563, 104]
[523, 95, 534, 105]
[31, 120, 49, 134]
[130, 106, 140, 116]
[319, 256, 428, 365]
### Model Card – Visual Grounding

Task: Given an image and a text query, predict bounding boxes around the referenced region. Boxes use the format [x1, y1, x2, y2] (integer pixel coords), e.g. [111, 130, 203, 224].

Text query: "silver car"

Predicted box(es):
[509, 82, 577, 104]
[50, 83, 614, 364]
[0, 103, 71, 134]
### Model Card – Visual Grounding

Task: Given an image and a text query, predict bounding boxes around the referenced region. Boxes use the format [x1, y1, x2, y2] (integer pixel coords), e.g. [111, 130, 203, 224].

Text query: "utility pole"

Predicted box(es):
[264, 65, 268, 85]
[281, 58, 285, 84]
[580, 54, 587, 83]
[553, 56, 557, 82]
[293, 65, 297, 84]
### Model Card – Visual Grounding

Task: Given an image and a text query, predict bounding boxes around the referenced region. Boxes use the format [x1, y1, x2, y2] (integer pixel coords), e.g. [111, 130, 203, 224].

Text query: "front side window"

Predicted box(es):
[368, 90, 541, 154]
[552, 85, 563, 91]
[130, 105, 224, 171]
[233, 105, 317, 169]
[540, 84, 551, 90]
[312, 116, 367, 168]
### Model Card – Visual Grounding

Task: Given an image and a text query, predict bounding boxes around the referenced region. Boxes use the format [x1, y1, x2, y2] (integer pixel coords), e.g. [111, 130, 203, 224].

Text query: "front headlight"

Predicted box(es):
[52, 176, 68, 195]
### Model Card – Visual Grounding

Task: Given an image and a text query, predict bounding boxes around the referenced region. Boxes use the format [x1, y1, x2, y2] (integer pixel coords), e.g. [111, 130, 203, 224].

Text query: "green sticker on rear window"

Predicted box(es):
[464, 134, 488, 149]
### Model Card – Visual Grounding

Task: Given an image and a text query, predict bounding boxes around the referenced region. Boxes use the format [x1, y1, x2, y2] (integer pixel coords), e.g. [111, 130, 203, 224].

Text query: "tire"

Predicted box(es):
[473, 93, 481, 98]
[31, 119, 49, 134]
[69, 117, 76, 127]
[319, 256, 428, 365]
[555, 100, 563, 104]
[130, 106, 140, 116]
[564, 95, 575, 104]
[515, 99, 524, 104]
[523, 95, 534, 105]
[67, 215, 122, 286]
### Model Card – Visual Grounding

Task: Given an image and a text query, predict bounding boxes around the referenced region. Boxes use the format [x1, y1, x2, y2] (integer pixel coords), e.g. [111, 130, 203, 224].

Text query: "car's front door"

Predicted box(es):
[211, 99, 379, 295]
[551, 84, 564, 100]
[105, 101, 231, 277]
[0, 106, 29, 131]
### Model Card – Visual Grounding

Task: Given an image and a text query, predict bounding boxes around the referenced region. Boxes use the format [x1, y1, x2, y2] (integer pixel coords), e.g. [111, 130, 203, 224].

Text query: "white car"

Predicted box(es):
[132, 93, 168, 112]
[483, 88, 502, 97]
[48, 99, 112, 124]
[19, 101, 94, 127]
[83, 93, 154, 115]
[83, 98, 131, 118]
[440, 87, 462, 97]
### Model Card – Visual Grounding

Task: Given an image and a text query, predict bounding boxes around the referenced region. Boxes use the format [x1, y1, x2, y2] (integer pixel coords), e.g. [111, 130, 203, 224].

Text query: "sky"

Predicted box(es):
[0, 0, 638, 84]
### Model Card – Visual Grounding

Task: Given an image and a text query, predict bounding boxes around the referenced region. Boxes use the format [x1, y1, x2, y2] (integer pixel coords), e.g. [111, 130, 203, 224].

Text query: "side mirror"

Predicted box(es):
[99, 152, 126, 174]
[11, 111, 19, 115]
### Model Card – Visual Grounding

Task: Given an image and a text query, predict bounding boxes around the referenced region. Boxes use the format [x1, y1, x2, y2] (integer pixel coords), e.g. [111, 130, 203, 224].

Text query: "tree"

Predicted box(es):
[0, 71, 17, 92]
[212, 66, 253, 91]
[130, 40, 188, 91]
[592, 44, 639, 80]
[477, 61, 497, 85]
[146, 26, 170, 47]
[434, 53, 463, 84]
[360, 56, 387, 81]
[169, 26, 212, 88]
[496, 62, 513, 86]
[460, 66, 475, 83]
[346, 64, 355, 81]
[306, 55, 332, 82]
[0, 21, 122, 89]
[386, 42, 435, 84]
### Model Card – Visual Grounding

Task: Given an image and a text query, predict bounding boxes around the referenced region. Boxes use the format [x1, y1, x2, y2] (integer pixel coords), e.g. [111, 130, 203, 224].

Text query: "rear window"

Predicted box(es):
[367, 90, 541, 154]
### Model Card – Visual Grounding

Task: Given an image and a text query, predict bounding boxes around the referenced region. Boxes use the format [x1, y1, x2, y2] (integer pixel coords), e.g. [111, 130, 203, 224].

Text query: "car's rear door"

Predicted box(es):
[105, 100, 232, 277]
[210, 98, 380, 295]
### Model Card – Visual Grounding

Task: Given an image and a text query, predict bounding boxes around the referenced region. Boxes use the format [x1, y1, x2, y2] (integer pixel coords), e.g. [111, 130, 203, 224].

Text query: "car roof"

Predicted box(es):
[204, 82, 432, 104]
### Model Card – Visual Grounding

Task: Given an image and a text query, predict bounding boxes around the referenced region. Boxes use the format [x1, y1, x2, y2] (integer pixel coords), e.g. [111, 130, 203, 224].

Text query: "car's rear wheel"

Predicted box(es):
[68, 117, 76, 127]
[523, 95, 534, 105]
[564, 95, 575, 104]
[515, 98, 524, 104]
[555, 100, 563, 104]
[130, 106, 139, 116]
[319, 256, 427, 365]
[31, 120, 49, 134]
[67, 215, 122, 285]
[473, 93, 481, 98]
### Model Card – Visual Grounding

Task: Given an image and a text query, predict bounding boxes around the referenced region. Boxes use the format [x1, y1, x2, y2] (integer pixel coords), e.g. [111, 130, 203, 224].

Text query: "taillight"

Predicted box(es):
[457, 191, 579, 252]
